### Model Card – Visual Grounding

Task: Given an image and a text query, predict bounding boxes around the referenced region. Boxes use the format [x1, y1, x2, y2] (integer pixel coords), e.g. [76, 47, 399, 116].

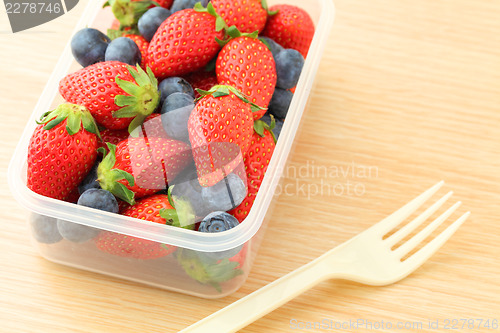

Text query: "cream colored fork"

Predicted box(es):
[180, 181, 469, 333]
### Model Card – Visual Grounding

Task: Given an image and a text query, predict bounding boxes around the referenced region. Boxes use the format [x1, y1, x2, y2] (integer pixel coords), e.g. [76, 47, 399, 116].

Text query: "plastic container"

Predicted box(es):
[8, 0, 335, 298]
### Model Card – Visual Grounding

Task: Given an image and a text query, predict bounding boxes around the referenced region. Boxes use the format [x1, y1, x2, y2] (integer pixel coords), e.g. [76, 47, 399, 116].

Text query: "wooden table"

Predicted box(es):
[1, 0, 499, 332]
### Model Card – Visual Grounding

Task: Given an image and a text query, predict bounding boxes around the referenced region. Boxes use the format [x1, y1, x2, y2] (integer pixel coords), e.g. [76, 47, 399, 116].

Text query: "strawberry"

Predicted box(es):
[27, 103, 100, 201]
[59, 61, 160, 132]
[99, 128, 129, 150]
[262, 4, 315, 58]
[97, 138, 192, 204]
[216, 29, 277, 116]
[188, 85, 264, 186]
[184, 70, 218, 99]
[211, 0, 271, 34]
[229, 118, 276, 222]
[123, 34, 149, 68]
[146, 3, 226, 80]
[94, 194, 190, 259]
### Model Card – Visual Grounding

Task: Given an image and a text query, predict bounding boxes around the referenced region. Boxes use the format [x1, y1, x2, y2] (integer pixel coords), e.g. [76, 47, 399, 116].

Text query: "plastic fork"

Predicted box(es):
[180, 181, 469, 333]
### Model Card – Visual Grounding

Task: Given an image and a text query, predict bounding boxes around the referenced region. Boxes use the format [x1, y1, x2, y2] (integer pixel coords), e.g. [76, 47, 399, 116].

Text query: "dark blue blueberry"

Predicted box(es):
[259, 36, 284, 60]
[77, 188, 119, 213]
[197, 212, 241, 259]
[104, 37, 142, 66]
[261, 113, 284, 140]
[160, 92, 195, 142]
[201, 173, 247, 212]
[159, 77, 195, 103]
[57, 189, 118, 243]
[171, 0, 202, 13]
[275, 48, 305, 90]
[71, 28, 110, 67]
[198, 211, 239, 233]
[138, 7, 171, 42]
[78, 161, 100, 195]
[29, 213, 62, 244]
[268, 88, 293, 120]
[57, 219, 100, 243]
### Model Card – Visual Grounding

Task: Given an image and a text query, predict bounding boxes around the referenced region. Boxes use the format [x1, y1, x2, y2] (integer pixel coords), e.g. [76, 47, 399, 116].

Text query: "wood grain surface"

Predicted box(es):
[1, 0, 499, 332]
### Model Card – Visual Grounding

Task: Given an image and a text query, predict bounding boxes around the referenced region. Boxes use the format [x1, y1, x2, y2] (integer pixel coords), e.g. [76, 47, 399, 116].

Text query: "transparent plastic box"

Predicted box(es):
[8, 0, 334, 298]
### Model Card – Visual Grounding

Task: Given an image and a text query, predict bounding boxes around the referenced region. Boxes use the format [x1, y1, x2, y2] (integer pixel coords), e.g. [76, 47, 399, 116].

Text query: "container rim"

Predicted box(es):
[8, 0, 335, 252]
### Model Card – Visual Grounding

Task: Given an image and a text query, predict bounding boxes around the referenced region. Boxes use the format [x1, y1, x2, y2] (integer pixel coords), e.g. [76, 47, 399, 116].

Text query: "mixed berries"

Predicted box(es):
[27, 0, 313, 291]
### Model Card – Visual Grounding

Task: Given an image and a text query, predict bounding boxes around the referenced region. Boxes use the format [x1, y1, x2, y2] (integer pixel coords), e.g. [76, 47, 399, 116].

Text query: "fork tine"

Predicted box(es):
[385, 191, 453, 247]
[369, 181, 444, 236]
[395, 201, 462, 259]
[400, 212, 469, 271]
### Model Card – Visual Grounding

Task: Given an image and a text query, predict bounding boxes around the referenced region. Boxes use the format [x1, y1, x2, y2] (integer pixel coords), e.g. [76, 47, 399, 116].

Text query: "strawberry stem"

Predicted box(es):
[113, 65, 160, 134]
[37, 103, 101, 140]
[195, 85, 266, 113]
[97, 143, 136, 205]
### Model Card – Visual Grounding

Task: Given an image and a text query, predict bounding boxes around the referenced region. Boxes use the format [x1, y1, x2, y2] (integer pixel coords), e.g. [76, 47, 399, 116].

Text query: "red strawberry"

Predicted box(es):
[262, 4, 315, 58]
[59, 61, 160, 132]
[97, 138, 192, 204]
[211, 0, 269, 33]
[123, 34, 149, 68]
[146, 4, 225, 80]
[64, 187, 81, 204]
[184, 70, 218, 99]
[229, 118, 276, 222]
[216, 31, 276, 117]
[188, 85, 262, 186]
[95, 194, 180, 259]
[144, 0, 172, 9]
[27, 103, 100, 201]
[99, 128, 129, 150]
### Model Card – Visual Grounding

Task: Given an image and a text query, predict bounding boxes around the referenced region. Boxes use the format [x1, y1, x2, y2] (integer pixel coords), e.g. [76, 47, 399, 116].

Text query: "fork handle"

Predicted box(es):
[179, 255, 333, 333]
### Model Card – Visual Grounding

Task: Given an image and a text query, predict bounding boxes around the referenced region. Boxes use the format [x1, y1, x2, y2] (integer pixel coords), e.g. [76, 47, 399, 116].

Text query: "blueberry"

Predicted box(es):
[57, 219, 100, 243]
[275, 48, 305, 90]
[57, 189, 118, 243]
[29, 213, 62, 244]
[268, 88, 293, 120]
[197, 212, 241, 259]
[71, 28, 110, 67]
[78, 161, 100, 195]
[160, 92, 195, 142]
[261, 113, 284, 140]
[104, 37, 142, 66]
[159, 77, 195, 103]
[259, 36, 284, 60]
[198, 211, 239, 233]
[138, 7, 171, 42]
[201, 173, 247, 212]
[171, 0, 202, 13]
[77, 188, 119, 213]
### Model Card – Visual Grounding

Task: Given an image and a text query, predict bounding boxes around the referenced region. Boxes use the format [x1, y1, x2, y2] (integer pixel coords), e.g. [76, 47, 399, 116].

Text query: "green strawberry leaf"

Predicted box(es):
[43, 114, 65, 131]
[66, 111, 82, 135]
[254, 120, 265, 137]
[259, 37, 272, 51]
[159, 208, 178, 226]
